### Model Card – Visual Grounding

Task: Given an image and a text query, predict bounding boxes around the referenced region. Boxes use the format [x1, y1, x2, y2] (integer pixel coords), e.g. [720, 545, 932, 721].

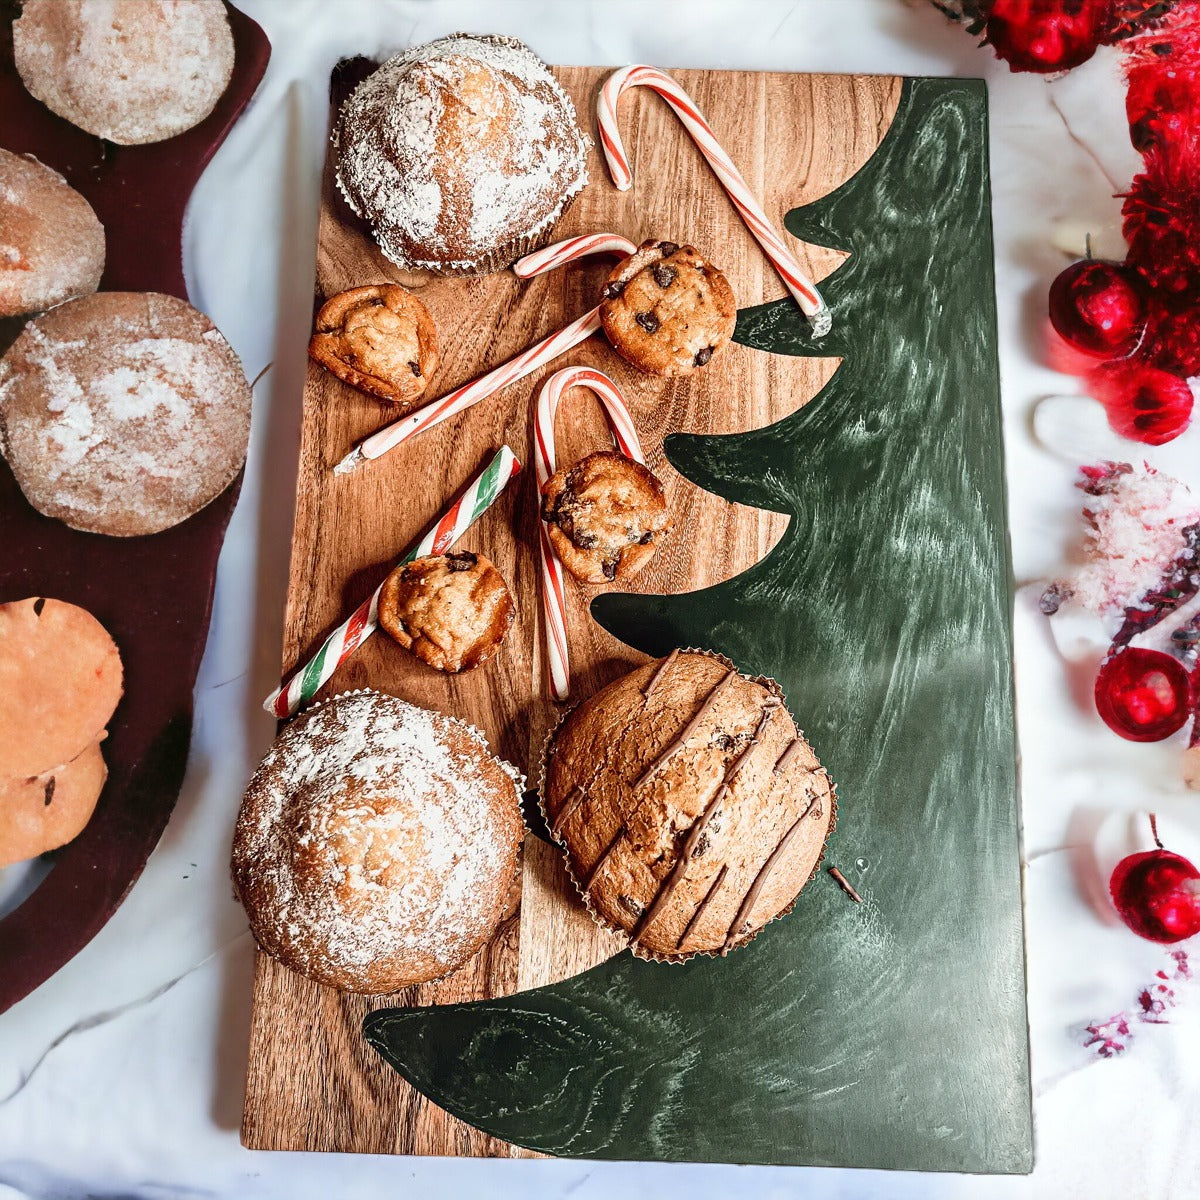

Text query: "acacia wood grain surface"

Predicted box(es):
[242, 64, 901, 1157]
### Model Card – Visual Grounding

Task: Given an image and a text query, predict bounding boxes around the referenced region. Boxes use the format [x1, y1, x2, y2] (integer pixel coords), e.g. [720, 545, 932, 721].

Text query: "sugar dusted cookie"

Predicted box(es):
[0, 597, 123, 779]
[0, 291, 252, 537]
[13, 0, 235, 145]
[0, 148, 105, 318]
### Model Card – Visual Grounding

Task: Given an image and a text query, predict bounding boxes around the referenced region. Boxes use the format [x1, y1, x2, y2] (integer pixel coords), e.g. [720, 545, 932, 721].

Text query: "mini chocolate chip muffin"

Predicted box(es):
[377, 551, 515, 673]
[541, 650, 835, 961]
[540, 450, 673, 584]
[599, 240, 737, 377]
[309, 284, 439, 409]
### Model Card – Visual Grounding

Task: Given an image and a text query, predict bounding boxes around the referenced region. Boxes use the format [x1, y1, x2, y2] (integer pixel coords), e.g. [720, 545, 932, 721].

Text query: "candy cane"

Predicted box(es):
[266, 445, 521, 718]
[597, 65, 831, 337]
[534, 366, 644, 701]
[334, 234, 638, 475]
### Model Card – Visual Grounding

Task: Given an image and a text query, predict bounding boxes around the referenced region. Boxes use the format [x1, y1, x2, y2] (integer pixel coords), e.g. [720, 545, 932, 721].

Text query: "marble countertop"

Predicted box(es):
[3, 1, 1199, 1197]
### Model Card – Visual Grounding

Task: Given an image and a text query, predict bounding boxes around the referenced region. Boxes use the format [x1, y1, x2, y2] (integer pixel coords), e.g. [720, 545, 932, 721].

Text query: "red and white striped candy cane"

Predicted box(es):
[334, 234, 638, 475]
[534, 366, 644, 702]
[597, 65, 831, 337]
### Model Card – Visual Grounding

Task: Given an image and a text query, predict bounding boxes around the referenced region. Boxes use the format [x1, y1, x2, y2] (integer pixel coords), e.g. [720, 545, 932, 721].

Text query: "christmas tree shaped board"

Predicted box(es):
[245, 69, 1030, 1172]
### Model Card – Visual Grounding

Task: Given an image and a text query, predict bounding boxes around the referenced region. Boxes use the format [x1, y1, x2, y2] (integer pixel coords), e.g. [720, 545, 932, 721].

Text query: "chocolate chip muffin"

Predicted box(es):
[541, 650, 835, 961]
[377, 551, 515, 673]
[309, 284, 439, 409]
[599, 240, 737, 377]
[232, 690, 524, 994]
[541, 450, 673, 584]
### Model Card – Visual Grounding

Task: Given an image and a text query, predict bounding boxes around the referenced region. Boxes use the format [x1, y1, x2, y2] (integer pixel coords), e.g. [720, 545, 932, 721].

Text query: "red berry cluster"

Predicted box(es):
[1047, 0, 1200, 445]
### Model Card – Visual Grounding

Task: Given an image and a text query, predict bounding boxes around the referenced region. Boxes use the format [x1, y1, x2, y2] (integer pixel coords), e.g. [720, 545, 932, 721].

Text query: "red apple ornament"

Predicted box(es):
[1110, 815, 1200, 943]
[986, 0, 1113, 73]
[1049, 259, 1149, 358]
[1094, 647, 1193, 742]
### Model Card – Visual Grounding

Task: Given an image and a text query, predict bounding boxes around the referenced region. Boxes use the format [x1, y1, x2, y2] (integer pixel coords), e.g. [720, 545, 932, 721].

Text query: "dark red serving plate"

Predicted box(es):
[0, 3, 270, 1012]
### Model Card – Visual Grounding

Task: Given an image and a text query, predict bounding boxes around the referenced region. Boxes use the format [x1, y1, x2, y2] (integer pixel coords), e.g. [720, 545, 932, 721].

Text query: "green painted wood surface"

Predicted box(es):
[364, 77, 1032, 1174]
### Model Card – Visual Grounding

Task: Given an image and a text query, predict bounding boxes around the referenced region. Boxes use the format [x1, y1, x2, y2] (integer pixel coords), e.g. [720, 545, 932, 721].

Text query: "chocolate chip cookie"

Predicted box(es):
[309, 284, 439, 408]
[540, 450, 672, 584]
[377, 551, 514, 673]
[599, 239, 737, 377]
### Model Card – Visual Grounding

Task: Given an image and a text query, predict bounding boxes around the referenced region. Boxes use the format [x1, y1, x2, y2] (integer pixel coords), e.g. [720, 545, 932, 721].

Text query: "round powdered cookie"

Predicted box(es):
[309, 284, 439, 409]
[0, 741, 108, 869]
[0, 149, 105, 318]
[541, 450, 673, 584]
[232, 690, 524, 994]
[13, 0, 235, 145]
[541, 650, 835, 961]
[335, 33, 590, 274]
[0, 291, 252, 537]
[378, 551, 515, 673]
[600, 240, 737, 377]
[0, 597, 123, 779]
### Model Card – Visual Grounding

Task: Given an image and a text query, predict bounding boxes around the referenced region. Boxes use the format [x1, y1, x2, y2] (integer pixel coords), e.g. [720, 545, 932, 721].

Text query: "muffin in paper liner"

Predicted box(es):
[333, 33, 591, 278]
[233, 688, 526, 995]
[536, 649, 838, 965]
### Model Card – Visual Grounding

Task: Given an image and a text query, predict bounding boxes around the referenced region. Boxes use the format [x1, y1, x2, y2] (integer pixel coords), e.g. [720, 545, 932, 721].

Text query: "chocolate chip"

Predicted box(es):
[32, 597, 46, 616]
[694, 346, 714, 367]
[43, 777, 55, 807]
[601, 558, 618, 581]
[657, 241, 679, 256]
[691, 832, 710, 859]
[635, 312, 660, 334]
[447, 552, 477, 571]
[652, 264, 677, 288]
[408, 360, 422, 376]
[575, 532, 599, 550]
[619, 894, 645, 916]
[603, 280, 626, 300]
[638, 530, 655, 545]
[711, 731, 735, 752]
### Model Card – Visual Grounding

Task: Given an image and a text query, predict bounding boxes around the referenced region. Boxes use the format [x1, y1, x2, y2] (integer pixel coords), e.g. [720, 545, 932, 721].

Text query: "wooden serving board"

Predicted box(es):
[242, 64, 903, 1156]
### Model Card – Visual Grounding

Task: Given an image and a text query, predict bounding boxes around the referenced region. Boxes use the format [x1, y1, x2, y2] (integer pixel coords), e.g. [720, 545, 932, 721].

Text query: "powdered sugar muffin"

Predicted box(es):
[335, 33, 590, 275]
[0, 291, 251, 537]
[0, 149, 105, 318]
[232, 690, 524, 994]
[13, 0, 235, 145]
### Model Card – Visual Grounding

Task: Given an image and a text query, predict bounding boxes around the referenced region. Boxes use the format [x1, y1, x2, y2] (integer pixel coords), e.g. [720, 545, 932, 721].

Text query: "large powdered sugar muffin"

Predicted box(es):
[0, 292, 252, 537]
[335, 33, 590, 275]
[232, 691, 524, 994]
[13, 0, 235, 145]
[541, 651, 836, 961]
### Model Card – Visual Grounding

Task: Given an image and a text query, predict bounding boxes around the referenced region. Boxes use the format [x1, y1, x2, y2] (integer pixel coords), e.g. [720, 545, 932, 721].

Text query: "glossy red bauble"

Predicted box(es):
[1092, 362, 1194, 445]
[1049, 259, 1149, 358]
[986, 0, 1113, 73]
[1111, 848, 1200, 943]
[1094, 648, 1193, 741]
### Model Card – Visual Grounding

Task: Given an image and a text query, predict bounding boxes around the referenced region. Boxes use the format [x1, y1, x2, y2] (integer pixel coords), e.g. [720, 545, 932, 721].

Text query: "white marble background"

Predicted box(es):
[3, 1, 1200, 1196]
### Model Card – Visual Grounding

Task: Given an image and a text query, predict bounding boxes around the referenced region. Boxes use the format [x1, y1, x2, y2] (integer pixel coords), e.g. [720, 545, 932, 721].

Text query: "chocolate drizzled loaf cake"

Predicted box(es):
[541, 650, 835, 960]
[334, 33, 590, 275]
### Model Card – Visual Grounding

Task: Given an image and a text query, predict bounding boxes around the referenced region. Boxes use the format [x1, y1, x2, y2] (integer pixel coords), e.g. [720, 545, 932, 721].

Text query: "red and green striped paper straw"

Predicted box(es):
[264, 444, 521, 718]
